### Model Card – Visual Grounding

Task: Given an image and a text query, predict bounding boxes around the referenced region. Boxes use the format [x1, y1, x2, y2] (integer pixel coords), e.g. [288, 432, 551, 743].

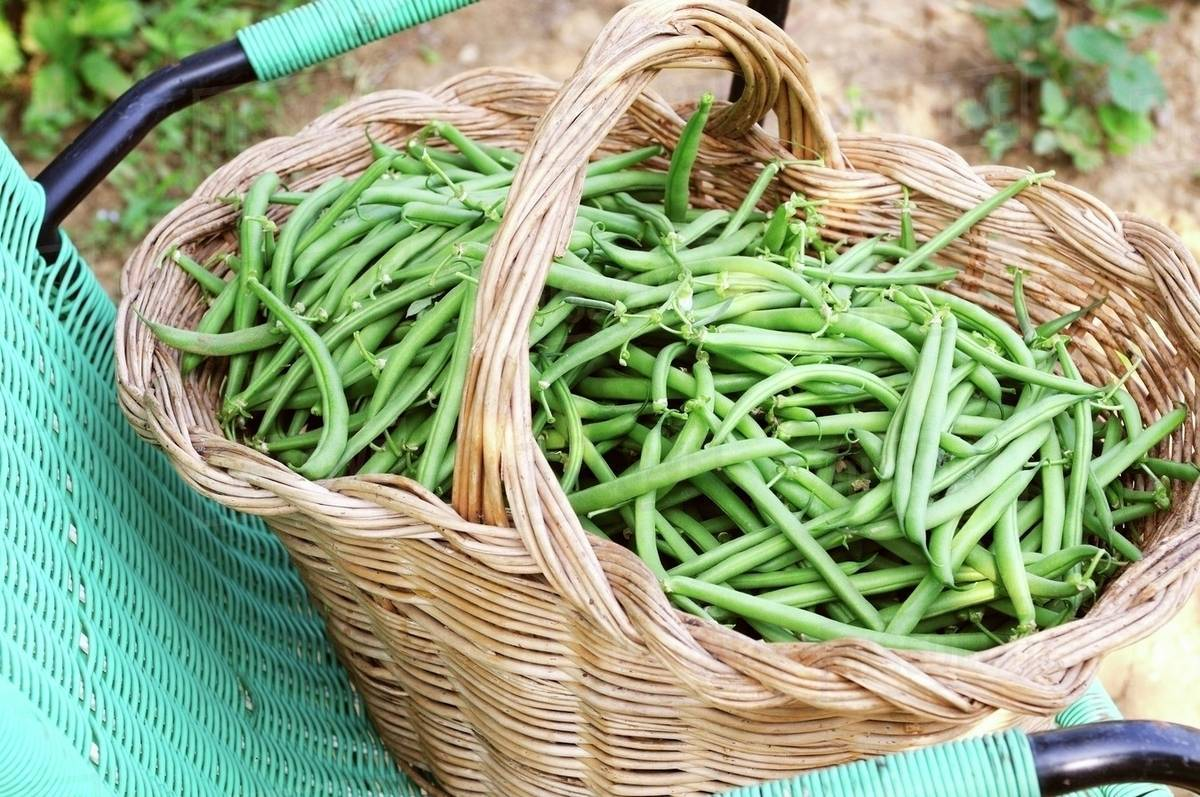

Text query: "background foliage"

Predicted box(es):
[961, 0, 1168, 170]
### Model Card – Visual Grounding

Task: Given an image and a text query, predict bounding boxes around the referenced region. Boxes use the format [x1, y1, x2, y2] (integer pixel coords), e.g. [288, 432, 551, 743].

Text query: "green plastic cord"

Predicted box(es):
[237, 0, 477, 81]
[0, 136, 418, 795]
[719, 729, 1040, 797]
[1055, 682, 1171, 797]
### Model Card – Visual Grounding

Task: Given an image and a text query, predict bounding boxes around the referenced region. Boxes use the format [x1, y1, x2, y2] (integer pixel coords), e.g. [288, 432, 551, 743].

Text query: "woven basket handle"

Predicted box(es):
[451, 0, 840, 634]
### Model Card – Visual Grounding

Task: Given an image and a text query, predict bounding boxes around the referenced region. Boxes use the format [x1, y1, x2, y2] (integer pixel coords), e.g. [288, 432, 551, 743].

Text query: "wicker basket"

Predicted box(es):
[116, 1, 1200, 794]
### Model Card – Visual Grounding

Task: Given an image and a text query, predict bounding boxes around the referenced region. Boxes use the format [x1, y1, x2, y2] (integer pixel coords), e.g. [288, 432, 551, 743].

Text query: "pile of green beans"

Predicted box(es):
[148, 109, 1198, 655]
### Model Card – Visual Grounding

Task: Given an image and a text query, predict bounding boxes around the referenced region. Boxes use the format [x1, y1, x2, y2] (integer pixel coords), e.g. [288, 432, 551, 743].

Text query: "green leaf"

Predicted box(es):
[1113, 4, 1168, 33]
[982, 122, 1020, 160]
[1069, 145, 1105, 171]
[0, 20, 23, 77]
[70, 0, 139, 38]
[1053, 105, 1105, 169]
[1058, 105, 1102, 143]
[984, 76, 1014, 118]
[23, 60, 79, 130]
[956, 98, 990, 130]
[1039, 80, 1069, 123]
[1097, 103, 1155, 153]
[981, 14, 1026, 62]
[1108, 54, 1166, 113]
[1032, 128, 1059, 156]
[1024, 0, 1058, 20]
[79, 51, 131, 100]
[23, 2, 81, 63]
[1065, 24, 1128, 65]
[140, 26, 172, 54]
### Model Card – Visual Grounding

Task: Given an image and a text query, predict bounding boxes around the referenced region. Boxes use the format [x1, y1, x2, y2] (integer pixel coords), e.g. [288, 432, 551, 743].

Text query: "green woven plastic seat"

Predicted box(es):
[0, 137, 419, 796]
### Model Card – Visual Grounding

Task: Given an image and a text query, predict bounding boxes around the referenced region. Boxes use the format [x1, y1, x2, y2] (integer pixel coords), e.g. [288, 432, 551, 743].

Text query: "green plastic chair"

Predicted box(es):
[2, 1, 1195, 795]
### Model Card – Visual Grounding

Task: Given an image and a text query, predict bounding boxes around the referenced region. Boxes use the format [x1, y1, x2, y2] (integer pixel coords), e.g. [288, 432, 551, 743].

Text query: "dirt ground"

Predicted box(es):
[65, 0, 1200, 727]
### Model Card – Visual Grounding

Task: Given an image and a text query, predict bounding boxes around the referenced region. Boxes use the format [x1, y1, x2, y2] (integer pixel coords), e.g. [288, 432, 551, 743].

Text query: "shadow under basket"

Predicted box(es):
[116, 2, 1200, 794]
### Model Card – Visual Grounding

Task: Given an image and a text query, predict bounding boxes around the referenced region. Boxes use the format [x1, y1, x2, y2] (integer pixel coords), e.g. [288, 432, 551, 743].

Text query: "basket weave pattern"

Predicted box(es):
[117, 2, 1200, 794]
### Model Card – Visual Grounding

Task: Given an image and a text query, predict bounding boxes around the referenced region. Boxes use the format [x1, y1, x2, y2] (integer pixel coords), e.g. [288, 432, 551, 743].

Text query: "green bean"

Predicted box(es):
[1011, 268, 1035, 342]
[704, 327, 875, 358]
[665, 93, 714, 222]
[926, 424, 1050, 530]
[369, 282, 466, 416]
[595, 224, 763, 272]
[926, 513, 961, 585]
[576, 205, 645, 239]
[706, 347, 794, 378]
[762, 201, 795, 253]
[684, 256, 827, 312]
[179, 259, 242, 374]
[264, 411, 369, 454]
[578, 414, 638, 445]
[994, 502, 1036, 634]
[336, 336, 455, 470]
[1111, 387, 1144, 440]
[1034, 296, 1106, 340]
[711, 458, 883, 628]
[904, 312, 957, 547]
[722, 161, 781, 238]
[291, 206, 403, 283]
[726, 560, 871, 591]
[663, 578, 959, 653]
[297, 156, 395, 254]
[898, 188, 916, 251]
[651, 342, 688, 414]
[431, 121, 505, 175]
[667, 527, 779, 579]
[587, 144, 663, 177]
[314, 222, 426, 320]
[662, 509, 722, 553]
[359, 444, 400, 475]
[655, 512, 700, 566]
[245, 278, 347, 479]
[568, 438, 791, 515]
[415, 280, 477, 491]
[270, 178, 347, 297]
[890, 171, 1052, 274]
[539, 317, 660, 392]
[852, 428, 885, 471]
[889, 470, 1042, 634]
[826, 237, 880, 273]
[690, 472, 766, 537]
[954, 328, 1096, 396]
[170, 248, 227, 295]
[806, 265, 959, 286]
[227, 172, 280, 402]
[1142, 457, 1200, 482]
[635, 419, 669, 576]
[713, 365, 902, 446]
[548, 379, 584, 492]
[140, 315, 281, 356]
[755, 563, 987, 611]
[342, 220, 467, 313]
[970, 391, 1092, 455]
[1082, 505, 1142, 562]
[1092, 405, 1187, 486]
[1039, 429, 1067, 556]
[236, 266, 467, 426]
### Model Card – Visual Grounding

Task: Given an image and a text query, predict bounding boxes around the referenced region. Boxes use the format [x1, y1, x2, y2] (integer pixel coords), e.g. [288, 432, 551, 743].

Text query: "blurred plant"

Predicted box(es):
[845, 85, 874, 132]
[961, 0, 1168, 170]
